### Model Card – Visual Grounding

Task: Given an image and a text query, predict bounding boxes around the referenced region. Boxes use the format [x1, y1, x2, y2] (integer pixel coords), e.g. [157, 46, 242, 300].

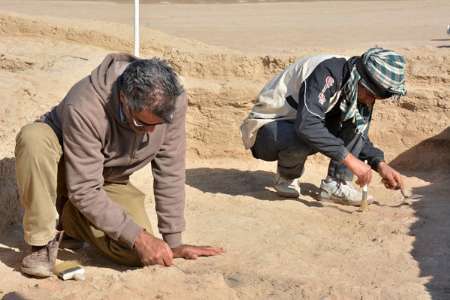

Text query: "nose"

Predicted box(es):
[146, 125, 156, 133]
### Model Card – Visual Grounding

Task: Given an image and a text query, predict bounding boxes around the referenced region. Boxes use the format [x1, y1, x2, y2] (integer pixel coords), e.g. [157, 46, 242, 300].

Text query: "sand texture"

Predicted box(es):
[0, 1, 449, 299]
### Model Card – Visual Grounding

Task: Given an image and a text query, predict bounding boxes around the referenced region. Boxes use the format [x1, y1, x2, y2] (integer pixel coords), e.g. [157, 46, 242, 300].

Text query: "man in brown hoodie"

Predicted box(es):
[15, 53, 223, 278]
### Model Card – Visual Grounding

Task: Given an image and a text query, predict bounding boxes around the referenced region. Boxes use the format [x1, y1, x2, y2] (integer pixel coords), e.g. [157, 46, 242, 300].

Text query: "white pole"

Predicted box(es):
[134, 0, 140, 57]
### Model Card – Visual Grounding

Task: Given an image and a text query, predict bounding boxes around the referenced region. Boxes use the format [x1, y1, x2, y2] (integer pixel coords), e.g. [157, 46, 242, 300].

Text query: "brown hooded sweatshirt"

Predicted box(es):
[42, 53, 186, 249]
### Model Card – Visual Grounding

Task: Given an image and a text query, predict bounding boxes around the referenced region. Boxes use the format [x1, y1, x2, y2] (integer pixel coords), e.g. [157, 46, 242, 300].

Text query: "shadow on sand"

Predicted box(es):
[185, 168, 363, 214]
[186, 167, 324, 207]
[391, 127, 450, 299]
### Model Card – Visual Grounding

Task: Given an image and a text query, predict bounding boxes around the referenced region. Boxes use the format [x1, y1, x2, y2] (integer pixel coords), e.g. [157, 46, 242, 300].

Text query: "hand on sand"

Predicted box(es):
[378, 162, 405, 191]
[172, 245, 224, 260]
[134, 229, 173, 266]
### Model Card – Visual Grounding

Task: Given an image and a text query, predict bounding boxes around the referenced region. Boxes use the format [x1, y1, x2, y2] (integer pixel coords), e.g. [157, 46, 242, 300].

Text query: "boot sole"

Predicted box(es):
[275, 189, 300, 198]
[60, 239, 84, 250]
[21, 265, 53, 278]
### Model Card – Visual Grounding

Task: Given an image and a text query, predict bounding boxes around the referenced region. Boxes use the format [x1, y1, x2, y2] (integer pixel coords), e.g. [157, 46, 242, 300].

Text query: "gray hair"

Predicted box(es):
[118, 58, 184, 122]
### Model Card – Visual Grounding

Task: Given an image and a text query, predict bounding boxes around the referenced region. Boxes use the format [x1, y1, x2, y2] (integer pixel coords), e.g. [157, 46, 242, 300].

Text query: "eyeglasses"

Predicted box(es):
[360, 79, 393, 100]
[130, 115, 165, 128]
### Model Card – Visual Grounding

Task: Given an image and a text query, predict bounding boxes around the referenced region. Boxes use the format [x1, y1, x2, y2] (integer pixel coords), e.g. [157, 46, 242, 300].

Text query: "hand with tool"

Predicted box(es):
[342, 153, 373, 187]
[134, 229, 224, 266]
[377, 162, 405, 191]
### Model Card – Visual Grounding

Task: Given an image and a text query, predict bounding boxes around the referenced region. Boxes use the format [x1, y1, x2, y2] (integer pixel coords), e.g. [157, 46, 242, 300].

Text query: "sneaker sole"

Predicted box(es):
[319, 191, 374, 207]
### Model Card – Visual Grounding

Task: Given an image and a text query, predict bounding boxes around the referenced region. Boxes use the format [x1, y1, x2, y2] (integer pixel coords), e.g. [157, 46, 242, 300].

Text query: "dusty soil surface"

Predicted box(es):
[1, 0, 450, 55]
[0, 1, 449, 299]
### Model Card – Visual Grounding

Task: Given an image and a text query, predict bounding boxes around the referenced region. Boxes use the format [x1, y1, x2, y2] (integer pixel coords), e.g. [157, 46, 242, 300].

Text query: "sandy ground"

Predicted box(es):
[1, 0, 450, 55]
[0, 1, 449, 299]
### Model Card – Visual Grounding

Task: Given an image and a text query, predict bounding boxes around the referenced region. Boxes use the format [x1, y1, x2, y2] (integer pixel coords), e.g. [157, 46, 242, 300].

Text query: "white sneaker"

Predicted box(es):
[319, 178, 374, 206]
[274, 174, 300, 198]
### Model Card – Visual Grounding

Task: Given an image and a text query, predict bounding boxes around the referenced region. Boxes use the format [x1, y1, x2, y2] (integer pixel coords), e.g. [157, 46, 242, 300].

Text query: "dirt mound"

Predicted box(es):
[0, 54, 34, 72]
[390, 127, 450, 172]
[0, 12, 294, 80]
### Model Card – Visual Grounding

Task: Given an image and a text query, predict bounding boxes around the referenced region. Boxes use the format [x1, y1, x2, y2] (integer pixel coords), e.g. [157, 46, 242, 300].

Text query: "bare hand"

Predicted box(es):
[134, 229, 173, 266]
[342, 153, 372, 187]
[378, 162, 404, 191]
[172, 244, 224, 260]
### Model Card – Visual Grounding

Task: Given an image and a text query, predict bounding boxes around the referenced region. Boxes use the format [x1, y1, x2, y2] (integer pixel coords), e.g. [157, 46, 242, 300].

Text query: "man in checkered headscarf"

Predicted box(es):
[241, 47, 407, 205]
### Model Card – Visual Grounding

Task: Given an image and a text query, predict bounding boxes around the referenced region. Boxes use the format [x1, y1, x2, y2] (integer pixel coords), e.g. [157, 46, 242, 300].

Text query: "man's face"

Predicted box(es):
[120, 92, 165, 133]
[357, 83, 378, 106]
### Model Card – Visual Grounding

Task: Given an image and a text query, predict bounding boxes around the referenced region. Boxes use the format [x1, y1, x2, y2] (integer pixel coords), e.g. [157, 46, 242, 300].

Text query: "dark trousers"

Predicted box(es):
[251, 120, 368, 181]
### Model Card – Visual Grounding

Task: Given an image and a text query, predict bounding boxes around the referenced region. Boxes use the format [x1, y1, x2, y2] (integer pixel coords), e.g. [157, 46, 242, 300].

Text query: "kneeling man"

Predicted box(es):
[16, 53, 223, 277]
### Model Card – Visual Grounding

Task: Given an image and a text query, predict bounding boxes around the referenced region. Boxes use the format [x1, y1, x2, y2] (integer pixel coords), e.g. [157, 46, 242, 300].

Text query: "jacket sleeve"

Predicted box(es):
[62, 104, 142, 249]
[359, 137, 385, 170]
[151, 93, 187, 248]
[295, 58, 350, 162]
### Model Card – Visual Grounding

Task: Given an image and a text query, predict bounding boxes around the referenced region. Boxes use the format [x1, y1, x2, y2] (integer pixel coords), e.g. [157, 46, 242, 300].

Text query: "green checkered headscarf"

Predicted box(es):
[360, 47, 407, 97]
[340, 47, 407, 134]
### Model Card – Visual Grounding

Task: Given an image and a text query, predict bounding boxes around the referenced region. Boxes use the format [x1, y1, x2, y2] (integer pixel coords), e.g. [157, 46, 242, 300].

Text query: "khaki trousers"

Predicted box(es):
[15, 122, 152, 266]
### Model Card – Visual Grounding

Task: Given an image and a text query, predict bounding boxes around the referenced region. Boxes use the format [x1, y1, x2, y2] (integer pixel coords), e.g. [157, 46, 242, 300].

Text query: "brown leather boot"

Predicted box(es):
[21, 231, 63, 278]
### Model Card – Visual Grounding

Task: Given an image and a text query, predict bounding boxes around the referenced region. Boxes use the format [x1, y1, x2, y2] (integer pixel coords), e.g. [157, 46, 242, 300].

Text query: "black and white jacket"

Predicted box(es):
[240, 55, 384, 167]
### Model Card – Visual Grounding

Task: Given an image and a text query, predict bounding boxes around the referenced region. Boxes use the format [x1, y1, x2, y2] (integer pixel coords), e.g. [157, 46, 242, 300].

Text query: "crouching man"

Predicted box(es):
[16, 53, 223, 277]
[240, 48, 406, 205]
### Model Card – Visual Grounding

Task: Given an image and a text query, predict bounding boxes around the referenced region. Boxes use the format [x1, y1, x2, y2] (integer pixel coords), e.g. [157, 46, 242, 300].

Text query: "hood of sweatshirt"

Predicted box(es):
[90, 53, 137, 103]
[90, 53, 137, 127]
